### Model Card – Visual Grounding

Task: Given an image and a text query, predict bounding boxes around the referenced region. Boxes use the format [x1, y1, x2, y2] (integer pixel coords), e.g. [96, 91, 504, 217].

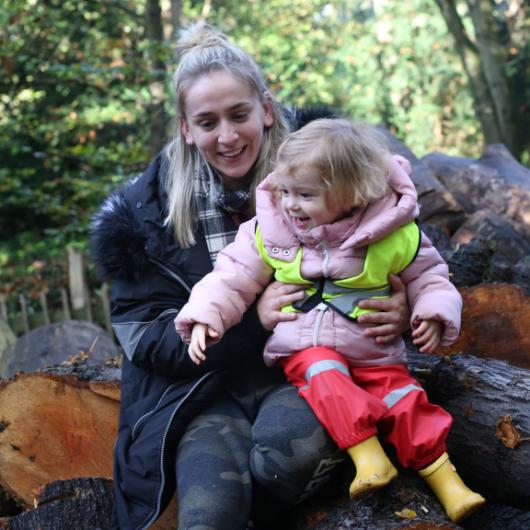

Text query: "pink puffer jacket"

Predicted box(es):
[175, 155, 462, 367]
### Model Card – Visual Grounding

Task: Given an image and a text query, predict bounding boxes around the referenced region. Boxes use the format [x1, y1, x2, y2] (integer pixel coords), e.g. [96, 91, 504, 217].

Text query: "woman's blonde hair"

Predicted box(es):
[165, 22, 289, 247]
[276, 118, 390, 209]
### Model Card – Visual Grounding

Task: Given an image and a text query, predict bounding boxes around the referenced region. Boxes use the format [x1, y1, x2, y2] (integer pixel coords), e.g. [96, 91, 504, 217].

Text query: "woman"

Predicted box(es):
[91, 23, 409, 530]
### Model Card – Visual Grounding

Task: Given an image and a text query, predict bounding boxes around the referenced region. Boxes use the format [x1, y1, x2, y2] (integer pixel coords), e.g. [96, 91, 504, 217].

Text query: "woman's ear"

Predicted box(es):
[262, 96, 274, 128]
[179, 117, 194, 145]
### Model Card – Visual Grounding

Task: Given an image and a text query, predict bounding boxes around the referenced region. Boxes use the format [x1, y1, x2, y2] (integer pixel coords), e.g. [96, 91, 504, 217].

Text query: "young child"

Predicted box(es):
[174, 118, 485, 523]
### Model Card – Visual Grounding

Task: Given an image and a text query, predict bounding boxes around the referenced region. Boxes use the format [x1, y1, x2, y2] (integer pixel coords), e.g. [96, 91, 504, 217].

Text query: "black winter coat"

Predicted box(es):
[91, 153, 270, 529]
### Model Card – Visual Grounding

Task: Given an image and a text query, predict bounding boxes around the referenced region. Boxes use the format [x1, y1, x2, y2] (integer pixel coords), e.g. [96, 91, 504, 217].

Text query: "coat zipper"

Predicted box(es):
[137, 255, 211, 529]
[148, 256, 192, 294]
[141, 370, 218, 530]
[312, 241, 329, 346]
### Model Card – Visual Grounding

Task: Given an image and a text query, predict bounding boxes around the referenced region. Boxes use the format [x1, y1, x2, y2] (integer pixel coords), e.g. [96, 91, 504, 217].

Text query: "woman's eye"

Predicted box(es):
[234, 112, 248, 122]
[198, 120, 215, 130]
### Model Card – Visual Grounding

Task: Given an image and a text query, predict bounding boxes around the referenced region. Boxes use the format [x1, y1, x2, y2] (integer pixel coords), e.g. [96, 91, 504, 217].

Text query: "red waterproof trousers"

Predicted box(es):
[280, 346, 452, 470]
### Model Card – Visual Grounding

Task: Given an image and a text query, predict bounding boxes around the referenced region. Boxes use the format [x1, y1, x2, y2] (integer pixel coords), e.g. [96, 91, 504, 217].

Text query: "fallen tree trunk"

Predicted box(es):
[0, 364, 120, 506]
[0, 478, 177, 530]
[422, 144, 530, 237]
[380, 129, 466, 232]
[407, 350, 530, 508]
[0, 478, 114, 530]
[435, 284, 530, 369]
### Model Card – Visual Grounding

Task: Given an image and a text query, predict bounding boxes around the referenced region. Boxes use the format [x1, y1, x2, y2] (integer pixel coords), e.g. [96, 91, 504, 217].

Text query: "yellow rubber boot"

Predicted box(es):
[419, 452, 485, 523]
[346, 436, 398, 498]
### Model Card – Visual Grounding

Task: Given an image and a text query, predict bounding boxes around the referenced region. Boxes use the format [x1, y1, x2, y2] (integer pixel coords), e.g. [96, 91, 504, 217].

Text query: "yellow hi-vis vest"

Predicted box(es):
[255, 220, 421, 320]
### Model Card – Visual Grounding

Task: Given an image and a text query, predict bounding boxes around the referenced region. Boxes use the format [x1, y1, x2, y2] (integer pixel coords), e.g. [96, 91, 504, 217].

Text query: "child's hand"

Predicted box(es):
[412, 319, 442, 354]
[188, 323, 219, 365]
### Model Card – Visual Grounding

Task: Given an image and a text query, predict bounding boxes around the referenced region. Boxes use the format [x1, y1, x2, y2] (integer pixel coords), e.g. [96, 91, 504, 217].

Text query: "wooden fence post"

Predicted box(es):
[0, 294, 7, 322]
[99, 283, 113, 337]
[60, 288, 72, 321]
[19, 294, 30, 334]
[39, 291, 50, 325]
[67, 246, 92, 322]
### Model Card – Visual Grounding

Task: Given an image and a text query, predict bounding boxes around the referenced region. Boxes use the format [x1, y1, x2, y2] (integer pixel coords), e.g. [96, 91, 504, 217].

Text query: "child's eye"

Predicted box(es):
[299, 192, 313, 199]
[278, 188, 288, 196]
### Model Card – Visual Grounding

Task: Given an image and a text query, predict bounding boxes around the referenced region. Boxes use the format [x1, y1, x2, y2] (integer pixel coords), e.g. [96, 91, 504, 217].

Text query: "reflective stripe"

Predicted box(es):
[383, 384, 423, 408]
[112, 308, 179, 361]
[322, 281, 389, 296]
[325, 286, 391, 315]
[305, 360, 351, 382]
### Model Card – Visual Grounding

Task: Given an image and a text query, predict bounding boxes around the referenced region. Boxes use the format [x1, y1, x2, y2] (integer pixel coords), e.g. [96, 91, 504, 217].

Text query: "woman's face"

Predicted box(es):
[180, 70, 274, 189]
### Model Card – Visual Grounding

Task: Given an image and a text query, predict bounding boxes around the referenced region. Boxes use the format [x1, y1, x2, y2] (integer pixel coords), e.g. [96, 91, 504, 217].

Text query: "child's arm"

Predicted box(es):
[412, 319, 443, 354]
[399, 233, 462, 347]
[175, 219, 274, 344]
[188, 323, 220, 365]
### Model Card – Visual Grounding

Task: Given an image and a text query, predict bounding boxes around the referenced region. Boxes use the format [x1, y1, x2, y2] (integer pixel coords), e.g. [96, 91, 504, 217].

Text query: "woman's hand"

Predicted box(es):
[357, 274, 410, 344]
[257, 281, 305, 331]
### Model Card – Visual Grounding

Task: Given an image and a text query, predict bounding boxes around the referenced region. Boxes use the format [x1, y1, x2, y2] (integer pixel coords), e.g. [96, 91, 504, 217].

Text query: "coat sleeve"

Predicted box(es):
[110, 267, 270, 379]
[399, 231, 462, 346]
[175, 220, 274, 341]
[91, 174, 270, 380]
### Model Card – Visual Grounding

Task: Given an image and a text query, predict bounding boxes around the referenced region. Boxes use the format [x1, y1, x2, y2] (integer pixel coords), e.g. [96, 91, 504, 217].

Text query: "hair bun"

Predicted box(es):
[176, 22, 227, 59]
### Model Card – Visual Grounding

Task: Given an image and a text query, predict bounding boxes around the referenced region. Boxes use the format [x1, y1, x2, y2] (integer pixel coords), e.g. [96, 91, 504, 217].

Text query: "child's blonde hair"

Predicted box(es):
[276, 118, 390, 208]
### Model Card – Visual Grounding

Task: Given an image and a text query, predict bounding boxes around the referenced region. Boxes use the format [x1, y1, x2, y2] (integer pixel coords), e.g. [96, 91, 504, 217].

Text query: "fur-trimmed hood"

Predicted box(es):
[90, 154, 171, 281]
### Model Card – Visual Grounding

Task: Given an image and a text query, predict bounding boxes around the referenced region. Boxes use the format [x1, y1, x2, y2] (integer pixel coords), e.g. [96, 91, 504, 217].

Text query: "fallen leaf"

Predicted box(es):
[395, 508, 417, 519]
[495, 415, 530, 448]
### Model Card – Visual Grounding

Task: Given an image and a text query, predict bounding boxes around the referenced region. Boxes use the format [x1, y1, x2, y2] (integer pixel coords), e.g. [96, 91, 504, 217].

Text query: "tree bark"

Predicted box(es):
[422, 144, 530, 243]
[434, 0, 502, 146]
[145, 0, 168, 157]
[434, 1, 530, 158]
[378, 127, 466, 233]
[434, 284, 530, 370]
[408, 350, 530, 508]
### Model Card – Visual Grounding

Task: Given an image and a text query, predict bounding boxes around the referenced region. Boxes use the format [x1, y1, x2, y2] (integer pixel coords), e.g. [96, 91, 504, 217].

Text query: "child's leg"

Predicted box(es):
[280, 347, 397, 497]
[352, 364, 484, 522]
[351, 364, 451, 469]
[280, 347, 385, 449]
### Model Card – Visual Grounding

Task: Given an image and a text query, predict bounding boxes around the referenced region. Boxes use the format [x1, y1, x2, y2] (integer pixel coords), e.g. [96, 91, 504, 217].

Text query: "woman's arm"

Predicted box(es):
[111, 268, 270, 379]
[356, 274, 410, 343]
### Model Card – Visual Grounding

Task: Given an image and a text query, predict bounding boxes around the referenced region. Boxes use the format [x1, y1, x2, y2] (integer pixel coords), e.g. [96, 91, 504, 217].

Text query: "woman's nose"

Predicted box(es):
[218, 122, 238, 144]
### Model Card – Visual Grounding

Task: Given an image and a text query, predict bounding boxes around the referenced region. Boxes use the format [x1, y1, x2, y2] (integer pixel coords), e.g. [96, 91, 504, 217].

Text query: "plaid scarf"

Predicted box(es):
[194, 162, 252, 264]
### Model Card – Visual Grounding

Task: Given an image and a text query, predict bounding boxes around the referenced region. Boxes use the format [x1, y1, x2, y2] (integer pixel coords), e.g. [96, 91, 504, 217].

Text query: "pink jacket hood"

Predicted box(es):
[255, 154, 419, 254]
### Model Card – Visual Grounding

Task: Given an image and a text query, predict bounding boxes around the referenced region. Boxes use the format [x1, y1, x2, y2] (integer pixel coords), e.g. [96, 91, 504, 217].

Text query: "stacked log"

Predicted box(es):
[0, 141, 529, 529]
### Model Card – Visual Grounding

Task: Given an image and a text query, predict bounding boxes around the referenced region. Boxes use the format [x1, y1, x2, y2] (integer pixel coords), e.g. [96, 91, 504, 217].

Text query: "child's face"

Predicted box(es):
[275, 165, 352, 233]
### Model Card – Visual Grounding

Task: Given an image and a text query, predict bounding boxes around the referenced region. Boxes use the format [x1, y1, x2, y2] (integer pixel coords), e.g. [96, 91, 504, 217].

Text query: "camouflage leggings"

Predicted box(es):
[175, 379, 343, 530]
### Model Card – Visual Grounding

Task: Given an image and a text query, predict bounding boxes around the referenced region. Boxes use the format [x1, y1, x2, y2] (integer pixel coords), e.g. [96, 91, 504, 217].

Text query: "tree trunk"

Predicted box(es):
[145, 0, 168, 157]
[422, 144, 530, 236]
[0, 367, 119, 506]
[408, 350, 530, 508]
[434, 284, 530, 370]
[169, 0, 181, 39]
[434, 1, 530, 159]
[378, 127, 466, 233]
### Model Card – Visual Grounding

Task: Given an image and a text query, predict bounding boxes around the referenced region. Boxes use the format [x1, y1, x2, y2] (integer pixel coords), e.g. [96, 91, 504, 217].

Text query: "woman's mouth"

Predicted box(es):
[219, 146, 246, 159]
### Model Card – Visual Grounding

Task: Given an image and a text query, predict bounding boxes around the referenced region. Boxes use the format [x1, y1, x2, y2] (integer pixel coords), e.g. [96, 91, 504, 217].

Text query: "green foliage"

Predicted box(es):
[2, 0, 526, 306]
[201, 0, 481, 158]
[0, 0, 153, 263]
